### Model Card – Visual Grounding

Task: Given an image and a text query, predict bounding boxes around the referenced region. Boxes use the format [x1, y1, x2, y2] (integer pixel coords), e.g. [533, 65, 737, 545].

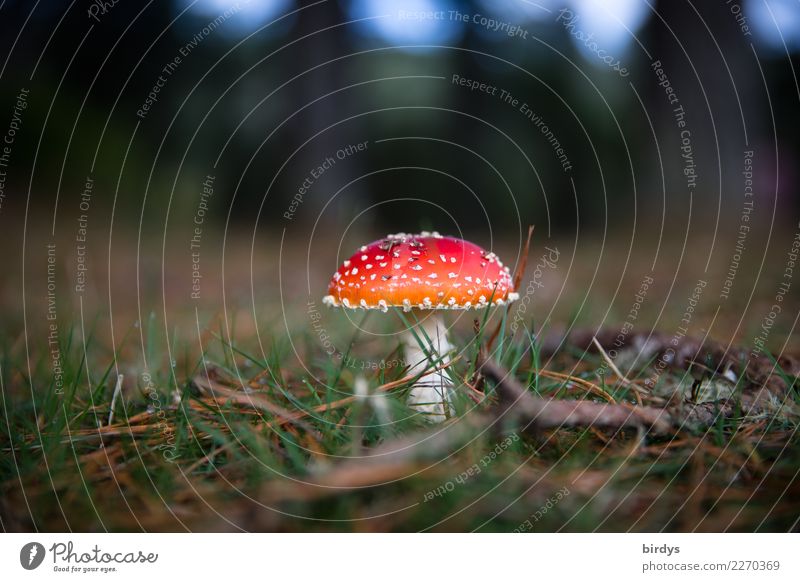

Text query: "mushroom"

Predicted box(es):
[323, 231, 519, 422]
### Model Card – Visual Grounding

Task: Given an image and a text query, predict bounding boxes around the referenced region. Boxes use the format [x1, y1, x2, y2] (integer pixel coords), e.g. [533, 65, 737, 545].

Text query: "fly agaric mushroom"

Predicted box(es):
[323, 232, 518, 422]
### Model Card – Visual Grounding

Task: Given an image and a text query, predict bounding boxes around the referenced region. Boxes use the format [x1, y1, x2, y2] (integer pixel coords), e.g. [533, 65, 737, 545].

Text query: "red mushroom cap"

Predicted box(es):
[323, 232, 518, 311]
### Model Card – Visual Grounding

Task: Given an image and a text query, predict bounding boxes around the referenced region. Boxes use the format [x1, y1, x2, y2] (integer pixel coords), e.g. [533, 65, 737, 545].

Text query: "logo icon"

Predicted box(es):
[20, 542, 46, 570]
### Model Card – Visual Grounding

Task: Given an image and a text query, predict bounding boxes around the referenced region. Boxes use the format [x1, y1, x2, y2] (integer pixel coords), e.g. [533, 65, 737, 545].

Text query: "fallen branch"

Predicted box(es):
[478, 356, 672, 435]
[258, 356, 673, 506]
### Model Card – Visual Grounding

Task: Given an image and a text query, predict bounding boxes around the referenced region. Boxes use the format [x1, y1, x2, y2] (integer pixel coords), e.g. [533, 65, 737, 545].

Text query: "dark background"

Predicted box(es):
[0, 0, 797, 242]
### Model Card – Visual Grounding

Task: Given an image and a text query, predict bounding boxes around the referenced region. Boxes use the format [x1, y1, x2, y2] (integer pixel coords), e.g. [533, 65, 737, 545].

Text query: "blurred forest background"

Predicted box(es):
[0, 0, 797, 343]
[0, 0, 797, 227]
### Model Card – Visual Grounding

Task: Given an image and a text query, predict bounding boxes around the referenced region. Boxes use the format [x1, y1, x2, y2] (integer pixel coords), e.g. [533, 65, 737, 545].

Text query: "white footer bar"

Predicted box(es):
[1, 533, 796, 580]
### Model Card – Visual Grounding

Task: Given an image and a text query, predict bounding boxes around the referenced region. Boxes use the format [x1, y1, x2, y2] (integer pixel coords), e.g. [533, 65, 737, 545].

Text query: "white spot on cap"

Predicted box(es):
[361, 255, 368, 261]
[428, 273, 438, 279]
[365, 264, 373, 269]
[351, 267, 359, 274]
[448, 272, 457, 279]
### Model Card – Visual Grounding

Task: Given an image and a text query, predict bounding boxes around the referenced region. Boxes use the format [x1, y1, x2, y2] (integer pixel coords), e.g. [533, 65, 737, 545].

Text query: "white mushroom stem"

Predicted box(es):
[403, 312, 455, 422]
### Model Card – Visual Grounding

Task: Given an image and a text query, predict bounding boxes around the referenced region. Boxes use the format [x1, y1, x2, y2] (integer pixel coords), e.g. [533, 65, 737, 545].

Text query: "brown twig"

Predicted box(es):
[184, 358, 460, 473]
[536, 369, 617, 404]
[513, 225, 536, 298]
[477, 355, 672, 434]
